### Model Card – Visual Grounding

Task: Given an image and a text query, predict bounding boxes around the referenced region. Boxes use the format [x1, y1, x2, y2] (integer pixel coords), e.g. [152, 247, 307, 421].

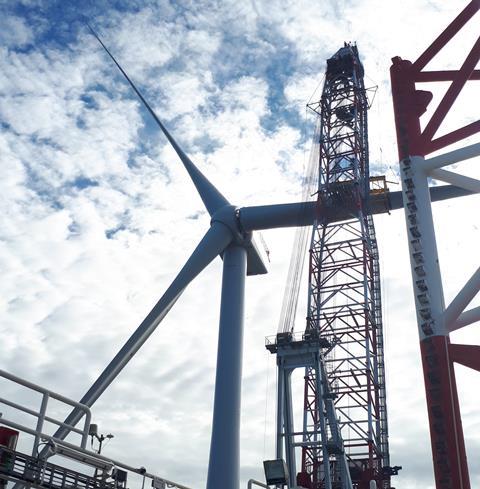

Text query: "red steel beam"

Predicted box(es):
[421, 36, 480, 145]
[429, 120, 480, 153]
[390, 3, 479, 489]
[391, 0, 480, 157]
[416, 70, 480, 82]
[413, 0, 480, 72]
[449, 344, 480, 372]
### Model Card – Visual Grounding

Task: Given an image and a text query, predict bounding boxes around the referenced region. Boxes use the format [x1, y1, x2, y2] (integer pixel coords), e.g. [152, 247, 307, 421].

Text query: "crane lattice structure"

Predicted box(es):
[300, 44, 391, 489]
[268, 44, 398, 489]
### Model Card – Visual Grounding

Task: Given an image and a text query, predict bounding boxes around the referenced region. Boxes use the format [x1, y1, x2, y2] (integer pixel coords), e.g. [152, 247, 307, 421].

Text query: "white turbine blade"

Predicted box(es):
[239, 201, 357, 230]
[45, 222, 232, 442]
[239, 202, 317, 231]
[88, 24, 229, 216]
[239, 185, 477, 232]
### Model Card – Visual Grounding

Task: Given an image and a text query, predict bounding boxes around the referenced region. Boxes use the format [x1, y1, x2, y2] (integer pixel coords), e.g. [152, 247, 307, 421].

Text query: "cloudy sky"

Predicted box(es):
[1, 1, 479, 488]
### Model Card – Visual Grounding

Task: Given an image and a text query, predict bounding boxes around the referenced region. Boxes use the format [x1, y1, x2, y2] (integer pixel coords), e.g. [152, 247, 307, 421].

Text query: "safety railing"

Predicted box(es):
[247, 480, 268, 489]
[0, 369, 192, 489]
[265, 330, 333, 350]
[0, 368, 92, 454]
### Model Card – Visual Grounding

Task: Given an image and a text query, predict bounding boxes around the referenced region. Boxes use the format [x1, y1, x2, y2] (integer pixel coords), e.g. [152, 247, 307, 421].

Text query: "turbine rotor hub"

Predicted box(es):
[211, 204, 252, 247]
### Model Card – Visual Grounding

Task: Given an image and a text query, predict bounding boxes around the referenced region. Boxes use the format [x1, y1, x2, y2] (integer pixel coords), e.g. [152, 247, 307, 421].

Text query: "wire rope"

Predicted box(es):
[277, 118, 320, 334]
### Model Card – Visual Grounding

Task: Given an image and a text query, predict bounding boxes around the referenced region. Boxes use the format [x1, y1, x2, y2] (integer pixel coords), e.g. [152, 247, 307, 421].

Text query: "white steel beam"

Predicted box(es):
[430, 169, 480, 193]
[400, 156, 448, 338]
[444, 267, 480, 327]
[450, 306, 480, 332]
[422, 142, 480, 172]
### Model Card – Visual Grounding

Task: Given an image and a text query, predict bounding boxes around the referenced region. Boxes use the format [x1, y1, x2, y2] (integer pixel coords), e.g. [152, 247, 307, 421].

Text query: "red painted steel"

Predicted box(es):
[391, 0, 480, 158]
[421, 37, 480, 146]
[390, 2, 479, 488]
[420, 336, 469, 489]
[416, 70, 480, 82]
[449, 344, 480, 372]
[413, 1, 480, 72]
[0, 427, 19, 450]
[301, 44, 391, 488]
[429, 121, 480, 154]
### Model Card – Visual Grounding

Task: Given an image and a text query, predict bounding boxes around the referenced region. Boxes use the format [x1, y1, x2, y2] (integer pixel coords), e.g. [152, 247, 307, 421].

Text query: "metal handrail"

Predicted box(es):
[0, 369, 191, 489]
[0, 397, 87, 437]
[265, 330, 333, 346]
[0, 369, 92, 451]
[0, 416, 191, 489]
[247, 480, 268, 489]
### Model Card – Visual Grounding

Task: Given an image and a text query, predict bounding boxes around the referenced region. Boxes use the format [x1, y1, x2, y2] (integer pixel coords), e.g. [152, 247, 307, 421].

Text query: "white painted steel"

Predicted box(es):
[430, 169, 480, 193]
[247, 480, 268, 489]
[206, 245, 247, 489]
[399, 155, 447, 339]
[45, 440, 115, 470]
[422, 142, 480, 172]
[321, 364, 353, 489]
[314, 369, 333, 489]
[450, 306, 480, 331]
[0, 416, 191, 489]
[284, 372, 296, 488]
[0, 369, 91, 450]
[0, 396, 88, 439]
[275, 365, 298, 488]
[33, 393, 49, 457]
[238, 187, 476, 232]
[276, 362, 284, 463]
[0, 418, 107, 467]
[444, 267, 480, 327]
[401, 147, 480, 338]
[273, 343, 353, 489]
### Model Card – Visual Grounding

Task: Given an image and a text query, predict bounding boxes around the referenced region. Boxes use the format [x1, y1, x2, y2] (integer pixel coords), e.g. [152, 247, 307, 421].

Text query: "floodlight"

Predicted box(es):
[263, 459, 289, 486]
[44, 440, 114, 471]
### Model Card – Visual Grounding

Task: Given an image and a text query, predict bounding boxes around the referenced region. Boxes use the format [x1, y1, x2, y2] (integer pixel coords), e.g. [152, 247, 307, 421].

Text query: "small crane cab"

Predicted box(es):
[326, 43, 365, 80]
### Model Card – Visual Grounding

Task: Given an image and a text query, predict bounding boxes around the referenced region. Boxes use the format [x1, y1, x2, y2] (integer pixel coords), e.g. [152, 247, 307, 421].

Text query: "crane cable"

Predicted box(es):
[277, 118, 321, 334]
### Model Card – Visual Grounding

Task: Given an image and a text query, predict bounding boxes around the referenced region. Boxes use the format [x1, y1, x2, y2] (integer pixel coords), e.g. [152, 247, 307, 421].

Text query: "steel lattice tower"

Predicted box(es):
[298, 44, 392, 489]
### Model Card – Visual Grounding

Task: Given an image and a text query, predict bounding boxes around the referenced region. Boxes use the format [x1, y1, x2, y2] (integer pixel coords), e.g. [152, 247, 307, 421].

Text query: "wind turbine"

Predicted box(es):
[34, 26, 474, 489]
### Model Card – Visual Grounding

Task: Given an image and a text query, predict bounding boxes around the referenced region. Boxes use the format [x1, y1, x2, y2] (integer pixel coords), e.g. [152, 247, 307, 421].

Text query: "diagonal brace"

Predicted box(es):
[422, 142, 480, 172]
[430, 169, 480, 193]
[413, 0, 480, 72]
[449, 306, 480, 332]
[421, 35, 480, 144]
[444, 267, 480, 327]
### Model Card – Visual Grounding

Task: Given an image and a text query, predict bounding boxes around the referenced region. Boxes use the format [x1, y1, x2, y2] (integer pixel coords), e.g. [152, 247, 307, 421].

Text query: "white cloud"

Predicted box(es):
[0, 15, 33, 47]
[0, 2, 479, 489]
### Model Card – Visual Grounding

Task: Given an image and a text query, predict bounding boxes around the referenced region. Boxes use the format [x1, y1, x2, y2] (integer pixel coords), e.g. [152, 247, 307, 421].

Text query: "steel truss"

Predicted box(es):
[390, 2, 480, 488]
[266, 334, 352, 489]
[299, 44, 392, 489]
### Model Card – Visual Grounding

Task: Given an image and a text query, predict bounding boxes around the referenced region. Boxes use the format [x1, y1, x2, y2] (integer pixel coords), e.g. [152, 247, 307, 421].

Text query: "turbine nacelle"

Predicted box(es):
[211, 204, 268, 275]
